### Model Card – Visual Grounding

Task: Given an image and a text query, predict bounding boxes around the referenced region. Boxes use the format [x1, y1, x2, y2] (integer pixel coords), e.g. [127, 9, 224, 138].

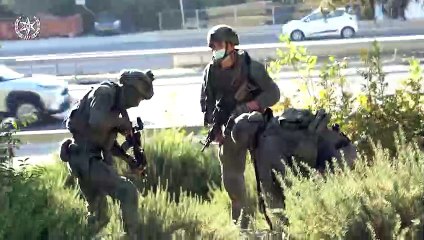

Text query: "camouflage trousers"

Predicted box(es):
[219, 112, 285, 226]
[224, 111, 357, 226]
[61, 136, 140, 238]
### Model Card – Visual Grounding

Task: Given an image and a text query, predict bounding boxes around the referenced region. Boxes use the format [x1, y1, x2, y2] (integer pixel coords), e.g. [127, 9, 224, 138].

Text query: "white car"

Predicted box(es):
[282, 7, 358, 41]
[0, 65, 71, 122]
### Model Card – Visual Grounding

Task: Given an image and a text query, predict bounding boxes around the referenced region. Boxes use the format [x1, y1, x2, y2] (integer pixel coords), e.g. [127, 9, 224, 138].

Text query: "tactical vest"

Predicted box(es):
[201, 50, 262, 124]
[65, 81, 121, 135]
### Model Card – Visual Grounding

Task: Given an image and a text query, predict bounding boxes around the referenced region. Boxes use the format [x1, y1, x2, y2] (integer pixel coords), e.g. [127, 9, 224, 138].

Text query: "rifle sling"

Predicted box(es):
[249, 114, 273, 230]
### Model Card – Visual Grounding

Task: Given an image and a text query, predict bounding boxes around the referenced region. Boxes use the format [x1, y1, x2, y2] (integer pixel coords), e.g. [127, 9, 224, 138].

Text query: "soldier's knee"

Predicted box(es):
[117, 178, 139, 203]
[222, 174, 245, 198]
[232, 114, 249, 143]
[232, 112, 262, 145]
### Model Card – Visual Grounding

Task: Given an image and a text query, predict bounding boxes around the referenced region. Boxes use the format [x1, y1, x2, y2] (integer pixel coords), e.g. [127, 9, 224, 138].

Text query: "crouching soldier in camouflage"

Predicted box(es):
[232, 108, 358, 210]
[200, 24, 281, 227]
[59, 69, 155, 239]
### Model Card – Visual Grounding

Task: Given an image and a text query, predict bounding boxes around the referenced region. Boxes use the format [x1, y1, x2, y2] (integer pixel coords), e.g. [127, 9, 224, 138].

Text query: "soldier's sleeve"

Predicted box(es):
[200, 64, 216, 124]
[249, 60, 281, 109]
[88, 86, 118, 130]
[111, 140, 129, 158]
[200, 66, 208, 113]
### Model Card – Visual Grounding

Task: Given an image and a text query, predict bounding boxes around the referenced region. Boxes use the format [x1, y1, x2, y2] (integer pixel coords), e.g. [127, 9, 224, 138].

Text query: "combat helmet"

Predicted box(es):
[207, 24, 239, 48]
[119, 69, 155, 99]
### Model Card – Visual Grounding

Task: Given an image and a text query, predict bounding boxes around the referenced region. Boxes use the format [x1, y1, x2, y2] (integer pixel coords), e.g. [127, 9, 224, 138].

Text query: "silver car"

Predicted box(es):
[0, 65, 71, 122]
[94, 12, 122, 35]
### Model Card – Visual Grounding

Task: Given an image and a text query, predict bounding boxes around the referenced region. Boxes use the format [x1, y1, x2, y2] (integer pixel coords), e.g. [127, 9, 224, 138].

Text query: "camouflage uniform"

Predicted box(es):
[201, 25, 281, 224]
[60, 70, 155, 238]
[201, 25, 358, 226]
[232, 108, 357, 210]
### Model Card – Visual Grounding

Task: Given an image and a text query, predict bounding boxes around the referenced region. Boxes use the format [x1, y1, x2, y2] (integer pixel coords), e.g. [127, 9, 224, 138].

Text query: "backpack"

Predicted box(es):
[278, 108, 330, 134]
[64, 81, 121, 133]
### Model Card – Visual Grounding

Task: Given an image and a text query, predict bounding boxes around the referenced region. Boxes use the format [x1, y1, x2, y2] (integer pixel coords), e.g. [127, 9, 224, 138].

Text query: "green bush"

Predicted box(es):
[1, 130, 423, 238]
[282, 134, 424, 239]
[269, 37, 424, 157]
[0, 158, 240, 239]
[113, 128, 222, 199]
[0, 161, 93, 239]
[2, 35, 424, 239]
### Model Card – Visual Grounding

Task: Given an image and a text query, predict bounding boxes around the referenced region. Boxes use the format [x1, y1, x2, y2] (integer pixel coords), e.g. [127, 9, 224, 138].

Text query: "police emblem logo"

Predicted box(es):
[14, 15, 41, 40]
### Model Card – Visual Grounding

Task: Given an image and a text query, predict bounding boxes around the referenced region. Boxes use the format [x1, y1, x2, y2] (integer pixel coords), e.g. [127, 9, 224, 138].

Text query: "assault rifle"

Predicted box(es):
[121, 117, 147, 177]
[201, 98, 238, 152]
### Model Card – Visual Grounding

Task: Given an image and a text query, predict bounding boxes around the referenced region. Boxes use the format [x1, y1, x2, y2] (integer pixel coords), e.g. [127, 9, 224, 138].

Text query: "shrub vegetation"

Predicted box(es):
[1, 38, 423, 239]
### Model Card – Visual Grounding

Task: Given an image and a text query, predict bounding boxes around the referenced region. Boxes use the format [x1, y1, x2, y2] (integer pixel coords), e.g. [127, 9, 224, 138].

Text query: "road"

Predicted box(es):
[2, 23, 424, 57]
[2, 23, 424, 76]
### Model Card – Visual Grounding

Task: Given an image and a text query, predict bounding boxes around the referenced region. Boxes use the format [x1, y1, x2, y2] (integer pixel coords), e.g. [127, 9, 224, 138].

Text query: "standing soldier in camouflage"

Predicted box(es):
[60, 69, 155, 239]
[200, 24, 281, 227]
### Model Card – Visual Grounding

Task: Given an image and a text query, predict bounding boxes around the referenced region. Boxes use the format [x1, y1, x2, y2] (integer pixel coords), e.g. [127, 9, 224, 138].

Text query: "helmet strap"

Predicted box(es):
[222, 43, 229, 58]
[213, 42, 236, 66]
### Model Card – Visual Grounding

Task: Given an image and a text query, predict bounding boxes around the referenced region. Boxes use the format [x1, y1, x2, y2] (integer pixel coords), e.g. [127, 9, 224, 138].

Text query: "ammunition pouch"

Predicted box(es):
[234, 80, 260, 103]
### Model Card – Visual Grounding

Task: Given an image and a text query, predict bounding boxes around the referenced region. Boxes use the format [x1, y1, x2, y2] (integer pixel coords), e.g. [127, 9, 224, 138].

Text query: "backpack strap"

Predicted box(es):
[243, 51, 262, 95]
[244, 51, 252, 80]
[108, 81, 131, 121]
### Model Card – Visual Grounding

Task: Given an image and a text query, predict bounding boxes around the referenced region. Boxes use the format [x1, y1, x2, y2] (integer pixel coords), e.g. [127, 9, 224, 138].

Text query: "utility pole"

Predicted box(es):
[179, 0, 185, 29]
[75, 0, 95, 17]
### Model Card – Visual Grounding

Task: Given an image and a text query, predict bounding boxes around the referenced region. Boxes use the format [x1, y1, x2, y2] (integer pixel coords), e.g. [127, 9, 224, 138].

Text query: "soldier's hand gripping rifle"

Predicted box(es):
[201, 123, 221, 152]
[200, 107, 226, 152]
[121, 117, 147, 177]
[201, 98, 238, 152]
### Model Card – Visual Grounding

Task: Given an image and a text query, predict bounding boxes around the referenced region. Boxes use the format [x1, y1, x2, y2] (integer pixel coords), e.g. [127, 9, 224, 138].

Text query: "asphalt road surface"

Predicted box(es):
[2, 24, 424, 57]
[7, 46, 424, 78]
[2, 23, 424, 77]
